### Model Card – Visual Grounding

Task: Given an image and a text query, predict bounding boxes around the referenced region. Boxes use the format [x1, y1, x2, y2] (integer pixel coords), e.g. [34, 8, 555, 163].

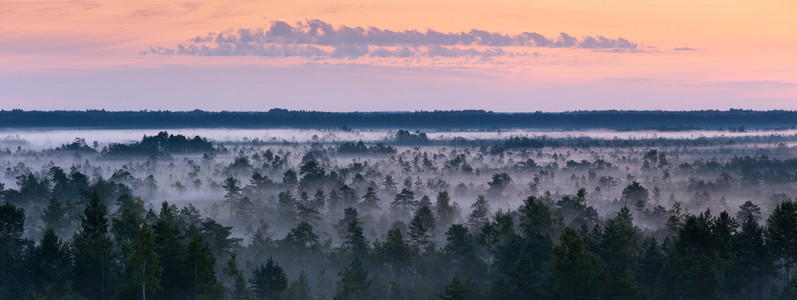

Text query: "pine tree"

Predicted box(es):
[736, 200, 762, 222]
[278, 190, 298, 225]
[621, 181, 649, 211]
[339, 185, 359, 209]
[222, 177, 242, 218]
[418, 195, 432, 208]
[509, 251, 536, 298]
[250, 220, 275, 265]
[296, 202, 321, 225]
[183, 233, 221, 299]
[466, 195, 489, 230]
[486, 172, 512, 197]
[128, 225, 162, 300]
[250, 257, 288, 300]
[283, 221, 319, 270]
[333, 257, 371, 300]
[224, 253, 251, 300]
[735, 214, 772, 299]
[440, 276, 467, 300]
[283, 271, 312, 300]
[360, 187, 380, 212]
[153, 202, 186, 298]
[232, 271, 251, 300]
[766, 201, 797, 284]
[0, 202, 26, 299]
[73, 191, 114, 300]
[201, 218, 242, 283]
[444, 224, 474, 268]
[27, 227, 72, 298]
[111, 195, 146, 265]
[391, 189, 416, 222]
[284, 221, 319, 250]
[551, 228, 599, 299]
[383, 175, 397, 196]
[408, 206, 434, 251]
[312, 190, 326, 212]
[344, 213, 369, 259]
[41, 196, 69, 236]
[435, 191, 455, 226]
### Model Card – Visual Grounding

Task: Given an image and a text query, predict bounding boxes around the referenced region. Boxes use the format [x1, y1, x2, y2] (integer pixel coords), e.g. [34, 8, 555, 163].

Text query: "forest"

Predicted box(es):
[2, 129, 797, 299]
[2, 109, 797, 130]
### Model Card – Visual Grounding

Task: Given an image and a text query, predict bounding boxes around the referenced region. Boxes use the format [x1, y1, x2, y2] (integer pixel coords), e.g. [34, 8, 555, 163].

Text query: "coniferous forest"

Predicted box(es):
[3, 128, 797, 300]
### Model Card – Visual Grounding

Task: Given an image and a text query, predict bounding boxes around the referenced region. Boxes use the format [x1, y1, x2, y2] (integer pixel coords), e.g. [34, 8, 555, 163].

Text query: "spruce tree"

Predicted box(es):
[27, 227, 72, 298]
[183, 233, 221, 299]
[0, 202, 26, 299]
[73, 191, 114, 300]
[440, 276, 467, 300]
[41, 196, 69, 236]
[153, 202, 185, 298]
[250, 257, 288, 300]
[344, 213, 369, 259]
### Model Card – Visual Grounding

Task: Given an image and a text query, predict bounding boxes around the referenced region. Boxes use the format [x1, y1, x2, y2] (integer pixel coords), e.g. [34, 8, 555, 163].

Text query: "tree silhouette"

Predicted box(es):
[73, 191, 114, 300]
[250, 257, 288, 300]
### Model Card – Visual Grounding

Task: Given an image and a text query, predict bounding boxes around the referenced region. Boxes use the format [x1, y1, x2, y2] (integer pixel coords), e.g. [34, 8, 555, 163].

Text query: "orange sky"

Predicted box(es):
[0, 0, 795, 110]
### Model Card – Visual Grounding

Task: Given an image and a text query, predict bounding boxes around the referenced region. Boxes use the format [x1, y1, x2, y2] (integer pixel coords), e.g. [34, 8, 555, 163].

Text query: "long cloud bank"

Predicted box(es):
[144, 19, 646, 59]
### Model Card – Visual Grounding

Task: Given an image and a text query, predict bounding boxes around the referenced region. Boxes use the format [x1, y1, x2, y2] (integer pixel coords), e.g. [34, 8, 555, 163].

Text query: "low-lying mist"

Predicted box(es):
[2, 128, 797, 299]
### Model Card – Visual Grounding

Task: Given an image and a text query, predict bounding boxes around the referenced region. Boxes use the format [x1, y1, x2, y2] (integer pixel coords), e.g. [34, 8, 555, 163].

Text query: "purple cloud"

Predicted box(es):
[145, 19, 646, 59]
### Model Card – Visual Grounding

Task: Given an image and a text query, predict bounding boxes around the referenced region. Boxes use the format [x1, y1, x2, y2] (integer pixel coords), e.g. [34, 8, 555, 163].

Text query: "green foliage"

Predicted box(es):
[766, 201, 797, 284]
[282, 271, 312, 300]
[440, 276, 467, 300]
[0, 202, 27, 299]
[250, 257, 288, 300]
[153, 202, 186, 298]
[621, 181, 649, 211]
[41, 196, 69, 236]
[334, 257, 372, 300]
[391, 189, 417, 222]
[375, 228, 412, 271]
[435, 191, 455, 227]
[467, 195, 490, 230]
[73, 191, 114, 300]
[409, 206, 435, 251]
[551, 228, 600, 299]
[487, 173, 512, 197]
[103, 131, 213, 157]
[344, 210, 369, 259]
[26, 227, 73, 298]
[128, 225, 162, 298]
[184, 233, 222, 299]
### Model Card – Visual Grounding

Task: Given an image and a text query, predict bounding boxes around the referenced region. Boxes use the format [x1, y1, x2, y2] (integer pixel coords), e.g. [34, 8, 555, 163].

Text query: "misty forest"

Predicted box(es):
[5, 127, 797, 300]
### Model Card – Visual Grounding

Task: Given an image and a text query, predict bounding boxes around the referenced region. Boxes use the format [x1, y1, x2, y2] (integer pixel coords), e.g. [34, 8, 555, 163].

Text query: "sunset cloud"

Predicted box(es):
[144, 19, 645, 59]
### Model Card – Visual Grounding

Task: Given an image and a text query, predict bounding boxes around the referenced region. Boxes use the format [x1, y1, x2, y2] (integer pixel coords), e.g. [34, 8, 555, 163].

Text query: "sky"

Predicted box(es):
[0, 0, 795, 111]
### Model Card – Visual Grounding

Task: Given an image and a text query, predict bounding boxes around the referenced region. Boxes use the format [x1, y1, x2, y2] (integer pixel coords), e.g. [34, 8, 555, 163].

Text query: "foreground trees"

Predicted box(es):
[73, 192, 113, 300]
[5, 192, 797, 299]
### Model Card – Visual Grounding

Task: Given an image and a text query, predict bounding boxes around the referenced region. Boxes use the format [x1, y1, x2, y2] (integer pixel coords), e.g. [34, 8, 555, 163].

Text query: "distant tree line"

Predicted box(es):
[2, 109, 797, 130]
[337, 141, 396, 155]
